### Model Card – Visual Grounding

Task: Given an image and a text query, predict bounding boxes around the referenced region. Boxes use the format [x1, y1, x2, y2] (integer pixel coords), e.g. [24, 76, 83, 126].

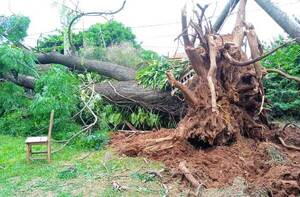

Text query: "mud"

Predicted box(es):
[110, 127, 300, 196]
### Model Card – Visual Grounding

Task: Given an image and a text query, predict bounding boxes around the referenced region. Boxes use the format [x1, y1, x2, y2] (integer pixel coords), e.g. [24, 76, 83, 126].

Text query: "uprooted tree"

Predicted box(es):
[1, 0, 300, 125]
[119, 0, 300, 153]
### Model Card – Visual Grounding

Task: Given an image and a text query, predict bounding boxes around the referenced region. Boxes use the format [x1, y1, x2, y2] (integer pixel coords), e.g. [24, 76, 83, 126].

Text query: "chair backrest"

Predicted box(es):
[48, 110, 54, 141]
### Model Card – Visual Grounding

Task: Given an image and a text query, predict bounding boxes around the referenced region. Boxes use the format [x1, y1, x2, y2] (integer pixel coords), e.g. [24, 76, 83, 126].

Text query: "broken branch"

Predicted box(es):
[224, 39, 296, 67]
[179, 161, 201, 188]
[278, 137, 300, 151]
[68, 1, 126, 50]
[266, 68, 300, 83]
[166, 71, 198, 106]
[181, 5, 192, 47]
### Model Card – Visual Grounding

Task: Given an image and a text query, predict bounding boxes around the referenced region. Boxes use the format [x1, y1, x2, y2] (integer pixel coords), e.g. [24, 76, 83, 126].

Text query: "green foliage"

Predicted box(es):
[262, 36, 300, 119]
[31, 65, 80, 120]
[84, 21, 137, 47]
[130, 107, 160, 128]
[38, 21, 137, 54]
[75, 131, 109, 150]
[0, 110, 34, 136]
[0, 65, 81, 138]
[0, 15, 30, 42]
[58, 166, 78, 180]
[0, 15, 37, 77]
[0, 45, 37, 76]
[0, 82, 30, 115]
[103, 42, 143, 68]
[136, 57, 188, 90]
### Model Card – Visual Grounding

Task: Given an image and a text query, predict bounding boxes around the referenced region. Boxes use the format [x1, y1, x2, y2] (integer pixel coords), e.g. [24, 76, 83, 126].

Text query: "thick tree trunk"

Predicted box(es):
[3, 74, 184, 116]
[37, 52, 136, 81]
[3, 74, 36, 89]
[94, 81, 184, 115]
[255, 0, 300, 44]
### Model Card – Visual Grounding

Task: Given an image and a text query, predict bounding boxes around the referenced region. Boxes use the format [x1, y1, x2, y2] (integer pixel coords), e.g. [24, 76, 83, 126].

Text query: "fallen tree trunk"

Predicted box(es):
[37, 52, 136, 81]
[95, 81, 184, 115]
[3, 74, 36, 89]
[3, 74, 184, 115]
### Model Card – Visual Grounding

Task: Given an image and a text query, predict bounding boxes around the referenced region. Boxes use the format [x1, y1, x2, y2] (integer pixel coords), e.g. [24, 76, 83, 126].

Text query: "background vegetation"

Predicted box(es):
[0, 14, 299, 152]
[262, 37, 300, 120]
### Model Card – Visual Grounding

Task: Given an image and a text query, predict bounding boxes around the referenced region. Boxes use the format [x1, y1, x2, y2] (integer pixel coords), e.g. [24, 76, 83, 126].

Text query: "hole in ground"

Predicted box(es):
[187, 137, 212, 149]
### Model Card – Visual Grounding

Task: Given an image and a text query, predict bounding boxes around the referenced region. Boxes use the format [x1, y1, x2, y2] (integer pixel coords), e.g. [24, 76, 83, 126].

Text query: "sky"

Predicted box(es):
[0, 0, 299, 56]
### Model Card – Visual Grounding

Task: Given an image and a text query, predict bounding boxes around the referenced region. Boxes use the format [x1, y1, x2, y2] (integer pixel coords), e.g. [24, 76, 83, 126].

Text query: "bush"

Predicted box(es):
[262, 36, 300, 119]
[74, 131, 110, 150]
[136, 57, 187, 90]
[0, 65, 82, 138]
[103, 42, 142, 68]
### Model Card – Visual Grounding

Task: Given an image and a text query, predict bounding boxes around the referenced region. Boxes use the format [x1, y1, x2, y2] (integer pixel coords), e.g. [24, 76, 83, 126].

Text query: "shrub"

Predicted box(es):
[262, 36, 300, 119]
[103, 42, 142, 68]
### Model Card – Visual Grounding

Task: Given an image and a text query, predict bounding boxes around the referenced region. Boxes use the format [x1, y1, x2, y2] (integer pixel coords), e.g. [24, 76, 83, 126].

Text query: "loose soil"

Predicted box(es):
[110, 127, 300, 196]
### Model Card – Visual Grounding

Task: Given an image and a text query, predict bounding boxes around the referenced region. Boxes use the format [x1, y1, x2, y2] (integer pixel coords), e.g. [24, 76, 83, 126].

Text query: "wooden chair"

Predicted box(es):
[25, 110, 54, 163]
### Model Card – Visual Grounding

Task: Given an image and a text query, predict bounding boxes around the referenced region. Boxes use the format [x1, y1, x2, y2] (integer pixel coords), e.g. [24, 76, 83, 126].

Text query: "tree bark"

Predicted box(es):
[3, 74, 36, 89]
[3, 74, 184, 116]
[95, 80, 184, 115]
[255, 0, 300, 44]
[37, 52, 136, 81]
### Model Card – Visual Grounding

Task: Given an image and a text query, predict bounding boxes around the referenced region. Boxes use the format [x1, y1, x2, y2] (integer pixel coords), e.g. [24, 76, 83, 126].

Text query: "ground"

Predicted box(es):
[110, 127, 300, 196]
[0, 135, 171, 197]
[1, 125, 300, 196]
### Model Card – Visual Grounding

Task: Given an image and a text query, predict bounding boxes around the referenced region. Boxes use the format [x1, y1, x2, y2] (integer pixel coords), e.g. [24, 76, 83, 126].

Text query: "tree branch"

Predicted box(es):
[36, 52, 136, 81]
[224, 39, 296, 67]
[68, 0, 126, 50]
[266, 68, 300, 83]
[207, 35, 218, 112]
[181, 5, 192, 47]
[166, 71, 198, 106]
[232, 0, 247, 47]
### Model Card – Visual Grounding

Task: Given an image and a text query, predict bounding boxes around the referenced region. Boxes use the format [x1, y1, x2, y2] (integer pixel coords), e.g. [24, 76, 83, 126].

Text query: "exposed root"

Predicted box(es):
[179, 160, 202, 188]
[207, 35, 218, 112]
[166, 71, 198, 106]
[278, 137, 300, 151]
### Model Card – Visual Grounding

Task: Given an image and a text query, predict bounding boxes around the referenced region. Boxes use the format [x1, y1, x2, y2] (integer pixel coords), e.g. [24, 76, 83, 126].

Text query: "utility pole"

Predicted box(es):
[255, 0, 300, 43]
[213, 0, 240, 32]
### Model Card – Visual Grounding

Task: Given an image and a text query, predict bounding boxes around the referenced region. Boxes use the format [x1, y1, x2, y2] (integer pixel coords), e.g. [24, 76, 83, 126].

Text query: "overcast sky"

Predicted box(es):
[1, 0, 299, 55]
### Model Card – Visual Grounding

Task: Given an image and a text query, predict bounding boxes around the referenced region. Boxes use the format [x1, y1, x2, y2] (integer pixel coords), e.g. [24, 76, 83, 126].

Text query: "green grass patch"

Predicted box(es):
[0, 135, 166, 196]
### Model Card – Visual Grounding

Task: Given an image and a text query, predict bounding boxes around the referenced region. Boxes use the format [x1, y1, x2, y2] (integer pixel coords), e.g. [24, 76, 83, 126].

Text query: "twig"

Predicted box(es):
[52, 85, 98, 153]
[166, 71, 198, 106]
[178, 161, 202, 189]
[67, 1, 126, 50]
[258, 95, 265, 115]
[125, 121, 137, 131]
[278, 137, 300, 151]
[117, 130, 154, 134]
[266, 68, 300, 83]
[224, 39, 296, 67]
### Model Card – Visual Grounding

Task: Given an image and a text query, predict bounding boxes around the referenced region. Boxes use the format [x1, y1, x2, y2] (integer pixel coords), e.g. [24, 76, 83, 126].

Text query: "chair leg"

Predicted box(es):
[26, 144, 31, 162]
[47, 143, 51, 163]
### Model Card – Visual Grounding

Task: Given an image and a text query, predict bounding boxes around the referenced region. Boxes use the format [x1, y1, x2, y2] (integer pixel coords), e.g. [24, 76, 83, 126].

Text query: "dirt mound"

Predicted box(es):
[110, 128, 300, 196]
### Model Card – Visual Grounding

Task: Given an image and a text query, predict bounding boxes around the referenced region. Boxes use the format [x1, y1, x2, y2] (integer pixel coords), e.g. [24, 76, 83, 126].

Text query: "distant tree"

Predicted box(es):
[37, 21, 137, 54]
[0, 15, 30, 43]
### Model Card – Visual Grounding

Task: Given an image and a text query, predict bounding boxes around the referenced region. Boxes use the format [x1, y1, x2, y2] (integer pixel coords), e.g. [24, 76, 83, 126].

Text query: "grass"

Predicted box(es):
[0, 135, 167, 196]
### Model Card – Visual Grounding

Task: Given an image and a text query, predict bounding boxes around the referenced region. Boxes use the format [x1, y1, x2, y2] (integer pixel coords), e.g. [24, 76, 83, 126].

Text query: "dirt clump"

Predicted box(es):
[110, 128, 300, 196]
